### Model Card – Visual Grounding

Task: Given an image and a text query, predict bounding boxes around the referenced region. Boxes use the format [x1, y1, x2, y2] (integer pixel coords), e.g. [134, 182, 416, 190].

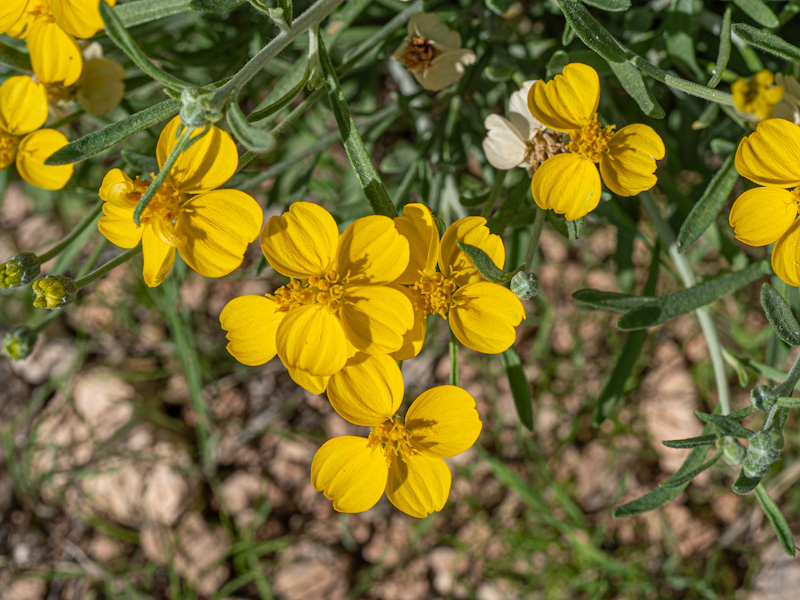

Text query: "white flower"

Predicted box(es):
[482, 81, 565, 173]
[774, 73, 800, 125]
[390, 13, 476, 92]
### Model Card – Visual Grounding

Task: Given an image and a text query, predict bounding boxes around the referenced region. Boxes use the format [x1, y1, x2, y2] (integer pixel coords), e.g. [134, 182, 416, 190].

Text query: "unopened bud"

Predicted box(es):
[742, 430, 782, 479]
[750, 384, 777, 411]
[511, 271, 540, 300]
[180, 87, 222, 128]
[0, 252, 41, 289]
[719, 437, 747, 466]
[32, 276, 77, 310]
[2, 326, 37, 360]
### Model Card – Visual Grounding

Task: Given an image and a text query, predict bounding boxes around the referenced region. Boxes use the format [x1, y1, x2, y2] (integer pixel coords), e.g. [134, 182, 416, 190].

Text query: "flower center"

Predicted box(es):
[524, 128, 567, 173]
[567, 117, 615, 163]
[117, 178, 187, 247]
[0, 132, 20, 170]
[413, 272, 458, 318]
[368, 417, 415, 467]
[27, 0, 55, 23]
[398, 36, 440, 72]
[269, 269, 346, 313]
[46, 82, 75, 105]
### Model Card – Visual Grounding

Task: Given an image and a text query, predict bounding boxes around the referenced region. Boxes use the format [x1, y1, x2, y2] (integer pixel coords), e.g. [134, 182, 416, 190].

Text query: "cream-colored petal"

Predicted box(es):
[735, 118, 800, 187]
[729, 187, 797, 246]
[0, 75, 48, 136]
[327, 353, 404, 426]
[337, 215, 409, 285]
[409, 13, 461, 50]
[276, 304, 348, 376]
[415, 49, 475, 92]
[311, 436, 388, 514]
[76, 56, 126, 115]
[482, 114, 527, 170]
[528, 63, 600, 132]
[531, 152, 602, 221]
[393, 203, 439, 284]
[219, 295, 283, 367]
[599, 124, 665, 197]
[406, 385, 482, 458]
[449, 282, 525, 354]
[141, 224, 176, 288]
[508, 80, 540, 138]
[15, 129, 74, 190]
[385, 454, 451, 518]
[339, 285, 414, 355]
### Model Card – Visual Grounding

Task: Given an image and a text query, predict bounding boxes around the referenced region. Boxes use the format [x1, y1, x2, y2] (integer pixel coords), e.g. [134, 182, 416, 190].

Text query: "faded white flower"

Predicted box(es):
[482, 80, 565, 173]
[76, 42, 126, 115]
[774, 73, 800, 125]
[390, 13, 476, 92]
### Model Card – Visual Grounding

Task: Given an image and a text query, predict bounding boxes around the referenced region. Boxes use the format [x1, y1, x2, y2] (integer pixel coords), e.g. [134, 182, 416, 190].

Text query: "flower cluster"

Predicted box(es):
[732, 70, 784, 122]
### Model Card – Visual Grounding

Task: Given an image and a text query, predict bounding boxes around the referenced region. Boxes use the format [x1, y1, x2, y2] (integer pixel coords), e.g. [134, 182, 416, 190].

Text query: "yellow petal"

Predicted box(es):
[439, 216, 504, 287]
[337, 215, 410, 285]
[156, 116, 237, 194]
[99, 168, 136, 208]
[288, 367, 329, 394]
[599, 123, 665, 196]
[175, 189, 262, 278]
[735, 118, 800, 187]
[76, 56, 126, 115]
[394, 203, 439, 284]
[406, 385, 482, 458]
[261, 202, 338, 279]
[389, 285, 427, 361]
[0, 1, 27, 34]
[527, 63, 600, 132]
[340, 285, 414, 354]
[772, 220, 800, 287]
[141, 224, 176, 288]
[385, 454, 450, 518]
[327, 354, 404, 426]
[311, 436, 388, 514]
[51, 0, 115, 40]
[27, 20, 83, 86]
[15, 129, 74, 190]
[729, 187, 797, 246]
[531, 152, 602, 221]
[219, 295, 283, 366]
[0, 75, 48, 136]
[98, 201, 142, 248]
[449, 281, 525, 354]
[276, 304, 348, 376]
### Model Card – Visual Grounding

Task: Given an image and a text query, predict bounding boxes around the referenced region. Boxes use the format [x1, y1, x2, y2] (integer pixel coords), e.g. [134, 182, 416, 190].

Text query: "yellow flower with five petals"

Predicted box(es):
[311, 353, 482, 518]
[527, 63, 665, 220]
[220, 202, 414, 393]
[97, 116, 263, 288]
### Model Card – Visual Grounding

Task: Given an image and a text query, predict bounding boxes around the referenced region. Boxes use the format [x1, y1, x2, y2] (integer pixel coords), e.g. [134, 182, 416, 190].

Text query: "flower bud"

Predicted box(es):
[2, 326, 37, 360]
[180, 88, 222, 128]
[32, 276, 77, 310]
[742, 430, 783, 479]
[0, 252, 41, 289]
[750, 384, 777, 411]
[511, 271, 540, 300]
[719, 437, 747, 466]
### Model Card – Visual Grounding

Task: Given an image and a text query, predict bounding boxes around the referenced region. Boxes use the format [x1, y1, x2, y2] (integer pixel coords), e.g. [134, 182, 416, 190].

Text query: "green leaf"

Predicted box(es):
[776, 396, 800, 408]
[708, 7, 732, 88]
[121, 150, 159, 175]
[694, 411, 755, 439]
[732, 471, 762, 494]
[101, 2, 193, 92]
[616, 260, 770, 330]
[189, 0, 246, 11]
[607, 60, 664, 118]
[583, 0, 631, 11]
[555, 0, 629, 62]
[502, 348, 532, 430]
[456, 241, 518, 284]
[547, 211, 584, 240]
[710, 138, 737, 156]
[691, 103, 719, 130]
[659, 452, 721, 488]
[755, 484, 796, 556]
[761, 283, 800, 346]
[248, 67, 310, 122]
[0, 39, 31, 72]
[116, 0, 191, 26]
[733, 0, 779, 28]
[731, 23, 800, 63]
[677, 153, 739, 251]
[318, 36, 395, 218]
[227, 103, 275, 152]
[46, 99, 180, 165]
[485, 0, 516, 15]
[729, 405, 757, 420]
[661, 434, 719, 449]
[573, 290, 655, 312]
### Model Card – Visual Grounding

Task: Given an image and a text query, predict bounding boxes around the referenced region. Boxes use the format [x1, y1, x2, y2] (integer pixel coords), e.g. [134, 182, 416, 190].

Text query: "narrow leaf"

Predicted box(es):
[502, 348, 533, 430]
[755, 484, 796, 557]
[616, 260, 770, 330]
[121, 150, 159, 175]
[555, 0, 629, 62]
[729, 405, 757, 420]
[659, 452, 721, 488]
[227, 103, 275, 152]
[733, 0, 779, 28]
[776, 396, 800, 408]
[661, 434, 719, 449]
[573, 290, 655, 312]
[189, 0, 246, 11]
[708, 7, 732, 88]
[677, 153, 738, 251]
[117, 0, 191, 26]
[248, 67, 310, 122]
[731, 23, 800, 63]
[485, 0, 516, 16]
[0, 39, 31, 72]
[761, 283, 800, 346]
[101, 2, 193, 92]
[692, 103, 719, 130]
[733, 471, 763, 495]
[583, 0, 631, 11]
[694, 411, 755, 439]
[457, 241, 518, 283]
[607, 59, 665, 118]
[547, 211, 584, 240]
[45, 99, 180, 165]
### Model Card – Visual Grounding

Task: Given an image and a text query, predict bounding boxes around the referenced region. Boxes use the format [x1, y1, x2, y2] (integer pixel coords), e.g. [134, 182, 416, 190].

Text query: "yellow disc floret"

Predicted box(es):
[368, 416, 415, 468]
[413, 272, 458, 318]
[0, 132, 20, 169]
[567, 116, 615, 163]
[270, 269, 346, 313]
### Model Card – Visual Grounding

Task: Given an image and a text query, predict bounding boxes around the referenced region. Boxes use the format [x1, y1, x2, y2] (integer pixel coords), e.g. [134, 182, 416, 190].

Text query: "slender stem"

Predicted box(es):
[74, 247, 142, 289]
[449, 329, 459, 387]
[773, 349, 800, 397]
[481, 170, 507, 219]
[642, 193, 731, 415]
[30, 310, 61, 335]
[523, 206, 546, 271]
[38, 203, 103, 263]
[763, 404, 780, 431]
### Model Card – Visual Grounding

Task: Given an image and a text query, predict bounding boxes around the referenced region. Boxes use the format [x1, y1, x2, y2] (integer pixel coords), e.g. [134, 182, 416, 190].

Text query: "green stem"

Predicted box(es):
[30, 310, 62, 335]
[74, 247, 142, 289]
[642, 193, 731, 415]
[481, 170, 507, 219]
[38, 202, 103, 263]
[449, 329, 459, 387]
[773, 349, 800, 397]
[523, 206, 546, 271]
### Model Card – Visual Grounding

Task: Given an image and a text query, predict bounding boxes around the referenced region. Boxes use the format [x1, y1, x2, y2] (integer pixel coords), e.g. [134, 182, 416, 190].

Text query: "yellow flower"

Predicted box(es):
[527, 63, 665, 220]
[392, 203, 525, 358]
[390, 13, 476, 92]
[0, 75, 73, 190]
[2, 0, 117, 86]
[732, 70, 784, 122]
[76, 42, 125, 114]
[730, 118, 800, 285]
[311, 353, 482, 517]
[220, 202, 415, 392]
[97, 116, 263, 288]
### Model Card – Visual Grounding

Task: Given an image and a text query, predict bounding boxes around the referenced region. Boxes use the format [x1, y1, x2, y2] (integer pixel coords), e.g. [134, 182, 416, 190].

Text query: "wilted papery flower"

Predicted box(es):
[482, 80, 565, 174]
[774, 73, 800, 125]
[390, 13, 476, 92]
